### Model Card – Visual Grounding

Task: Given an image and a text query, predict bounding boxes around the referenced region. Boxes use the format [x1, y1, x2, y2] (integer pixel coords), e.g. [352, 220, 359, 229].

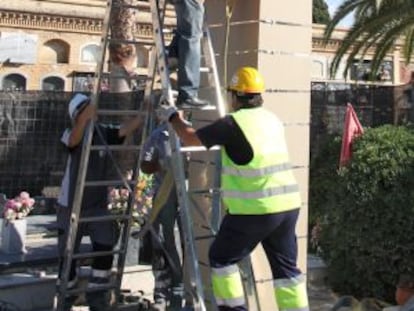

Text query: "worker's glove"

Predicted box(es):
[157, 105, 178, 122]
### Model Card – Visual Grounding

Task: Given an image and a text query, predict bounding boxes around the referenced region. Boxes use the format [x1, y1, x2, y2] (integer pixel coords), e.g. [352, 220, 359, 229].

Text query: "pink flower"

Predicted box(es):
[2, 191, 35, 222]
[21, 198, 35, 208]
[14, 201, 22, 209]
[19, 191, 30, 200]
[5, 199, 17, 211]
[120, 188, 130, 198]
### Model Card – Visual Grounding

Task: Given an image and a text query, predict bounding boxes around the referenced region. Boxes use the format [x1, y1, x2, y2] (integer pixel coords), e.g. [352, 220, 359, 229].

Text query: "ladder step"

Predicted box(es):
[100, 74, 150, 80]
[79, 214, 131, 223]
[180, 146, 220, 152]
[72, 249, 122, 260]
[198, 261, 210, 267]
[97, 109, 147, 116]
[90, 145, 141, 151]
[177, 105, 217, 111]
[200, 66, 211, 73]
[111, 3, 140, 10]
[107, 37, 155, 46]
[195, 234, 216, 241]
[189, 159, 218, 165]
[85, 180, 135, 187]
[189, 188, 221, 195]
[66, 282, 117, 295]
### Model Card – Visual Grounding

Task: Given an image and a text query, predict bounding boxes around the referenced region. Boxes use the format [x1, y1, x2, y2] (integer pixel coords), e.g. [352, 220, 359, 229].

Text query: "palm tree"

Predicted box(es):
[109, 0, 139, 92]
[324, 0, 414, 80]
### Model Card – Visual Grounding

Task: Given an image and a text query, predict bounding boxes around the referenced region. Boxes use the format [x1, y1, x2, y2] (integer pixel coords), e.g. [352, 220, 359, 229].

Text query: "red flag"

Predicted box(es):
[339, 103, 364, 167]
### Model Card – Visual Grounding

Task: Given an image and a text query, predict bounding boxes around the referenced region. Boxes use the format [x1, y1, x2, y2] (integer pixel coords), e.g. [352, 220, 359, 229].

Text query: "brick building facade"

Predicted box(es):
[0, 0, 175, 91]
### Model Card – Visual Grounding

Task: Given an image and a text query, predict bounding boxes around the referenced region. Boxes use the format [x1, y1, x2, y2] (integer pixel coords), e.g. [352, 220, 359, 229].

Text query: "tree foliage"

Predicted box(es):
[313, 0, 331, 25]
[324, 0, 414, 80]
[311, 125, 414, 302]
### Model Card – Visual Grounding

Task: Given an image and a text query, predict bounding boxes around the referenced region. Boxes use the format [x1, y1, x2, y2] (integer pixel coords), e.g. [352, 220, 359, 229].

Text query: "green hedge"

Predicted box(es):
[310, 125, 414, 302]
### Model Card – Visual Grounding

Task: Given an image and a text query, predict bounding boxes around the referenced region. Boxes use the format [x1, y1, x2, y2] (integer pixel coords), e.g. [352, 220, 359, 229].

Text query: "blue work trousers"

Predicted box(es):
[173, 0, 204, 101]
[209, 209, 302, 311]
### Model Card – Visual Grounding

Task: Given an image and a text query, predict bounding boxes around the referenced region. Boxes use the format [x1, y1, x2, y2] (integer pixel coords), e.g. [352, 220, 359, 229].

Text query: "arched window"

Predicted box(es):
[81, 44, 101, 63]
[40, 39, 70, 64]
[2, 73, 26, 91]
[136, 46, 149, 68]
[42, 76, 65, 91]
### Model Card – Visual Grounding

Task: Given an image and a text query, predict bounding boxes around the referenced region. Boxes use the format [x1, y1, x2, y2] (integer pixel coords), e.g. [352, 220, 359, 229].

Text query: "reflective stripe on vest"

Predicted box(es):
[222, 184, 299, 199]
[222, 107, 301, 215]
[222, 162, 293, 177]
[274, 274, 309, 311]
[211, 265, 245, 307]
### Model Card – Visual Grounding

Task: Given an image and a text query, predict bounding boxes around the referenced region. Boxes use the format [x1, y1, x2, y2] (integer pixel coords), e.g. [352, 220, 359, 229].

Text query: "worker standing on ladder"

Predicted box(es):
[56, 93, 143, 311]
[169, 0, 209, 108]
[158, 67, 309, 311]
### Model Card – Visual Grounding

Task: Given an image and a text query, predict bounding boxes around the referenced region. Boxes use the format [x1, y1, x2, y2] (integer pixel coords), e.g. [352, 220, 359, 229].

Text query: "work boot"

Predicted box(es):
[176, 96, 209, 108]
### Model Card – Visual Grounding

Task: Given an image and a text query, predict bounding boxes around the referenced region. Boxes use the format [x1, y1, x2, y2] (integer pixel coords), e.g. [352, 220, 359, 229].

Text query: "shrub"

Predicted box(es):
[308, 134, 342, 253]
[312, 125, 414, 302]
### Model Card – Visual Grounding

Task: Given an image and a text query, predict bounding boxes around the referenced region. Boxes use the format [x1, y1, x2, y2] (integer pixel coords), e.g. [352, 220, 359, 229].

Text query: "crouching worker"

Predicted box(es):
[157, 67, 309, 311]
[56, 93, 143, 311]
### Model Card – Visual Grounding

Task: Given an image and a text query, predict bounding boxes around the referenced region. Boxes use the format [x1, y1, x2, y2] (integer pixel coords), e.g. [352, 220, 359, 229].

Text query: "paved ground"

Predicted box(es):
[0, 216, 339, 310]
[66, 270, 338, 311]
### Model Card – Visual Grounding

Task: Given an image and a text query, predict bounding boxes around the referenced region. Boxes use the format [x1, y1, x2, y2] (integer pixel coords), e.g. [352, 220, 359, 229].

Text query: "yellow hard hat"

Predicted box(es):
[228, 67, 265, 94]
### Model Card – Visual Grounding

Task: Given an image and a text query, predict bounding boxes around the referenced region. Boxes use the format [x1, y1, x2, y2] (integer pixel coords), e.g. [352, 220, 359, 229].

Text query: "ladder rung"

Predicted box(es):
[180, 146, 220, 152]
[198, 85, 218, 92]
[189, 188, 221, 195]
[200, 66, 211, 73]
[107, 37, 155, 46]
[177, 105, 217, 111]
[189, 159, 218, 165]
[72, 248, 122, 260]
[97, 109, 147, 116]
[66, 282, 117, 295]
[90, 145, 141, 151]
[69, 73, 146, 80]
[79, 214, 131, 223]
[195, 234, 216, 240]
[198, 261, 210, 267]
[85, 180, 135, 187]
[111, 3, 140, 10]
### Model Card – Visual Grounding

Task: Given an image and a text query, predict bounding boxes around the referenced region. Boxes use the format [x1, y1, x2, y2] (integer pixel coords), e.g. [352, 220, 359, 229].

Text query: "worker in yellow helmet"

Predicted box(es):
[158, 66, 309, 311]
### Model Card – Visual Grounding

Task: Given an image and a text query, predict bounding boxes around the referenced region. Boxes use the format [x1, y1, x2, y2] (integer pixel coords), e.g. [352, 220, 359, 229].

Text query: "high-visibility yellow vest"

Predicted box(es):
[222, 107, 301, 215]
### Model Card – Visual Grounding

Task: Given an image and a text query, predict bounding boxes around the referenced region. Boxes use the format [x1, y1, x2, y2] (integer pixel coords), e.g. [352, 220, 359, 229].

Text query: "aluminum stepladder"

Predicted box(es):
[147, 1, 219, 310]
[55, 1, 158, 310]
[147, 1, 261, 310]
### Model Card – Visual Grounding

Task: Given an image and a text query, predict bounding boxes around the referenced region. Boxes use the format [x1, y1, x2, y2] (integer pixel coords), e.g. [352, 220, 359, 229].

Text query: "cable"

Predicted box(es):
[223, 0, 236, 87]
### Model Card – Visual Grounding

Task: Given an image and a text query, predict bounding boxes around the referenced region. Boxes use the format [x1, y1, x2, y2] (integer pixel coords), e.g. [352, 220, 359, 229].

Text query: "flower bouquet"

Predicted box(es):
[133, 173, 154, 229]
[1, 191, 35, 254]
[3, 191, 35, 223]
[107, 172, 154, 229]
[108, 187, 130, 211]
